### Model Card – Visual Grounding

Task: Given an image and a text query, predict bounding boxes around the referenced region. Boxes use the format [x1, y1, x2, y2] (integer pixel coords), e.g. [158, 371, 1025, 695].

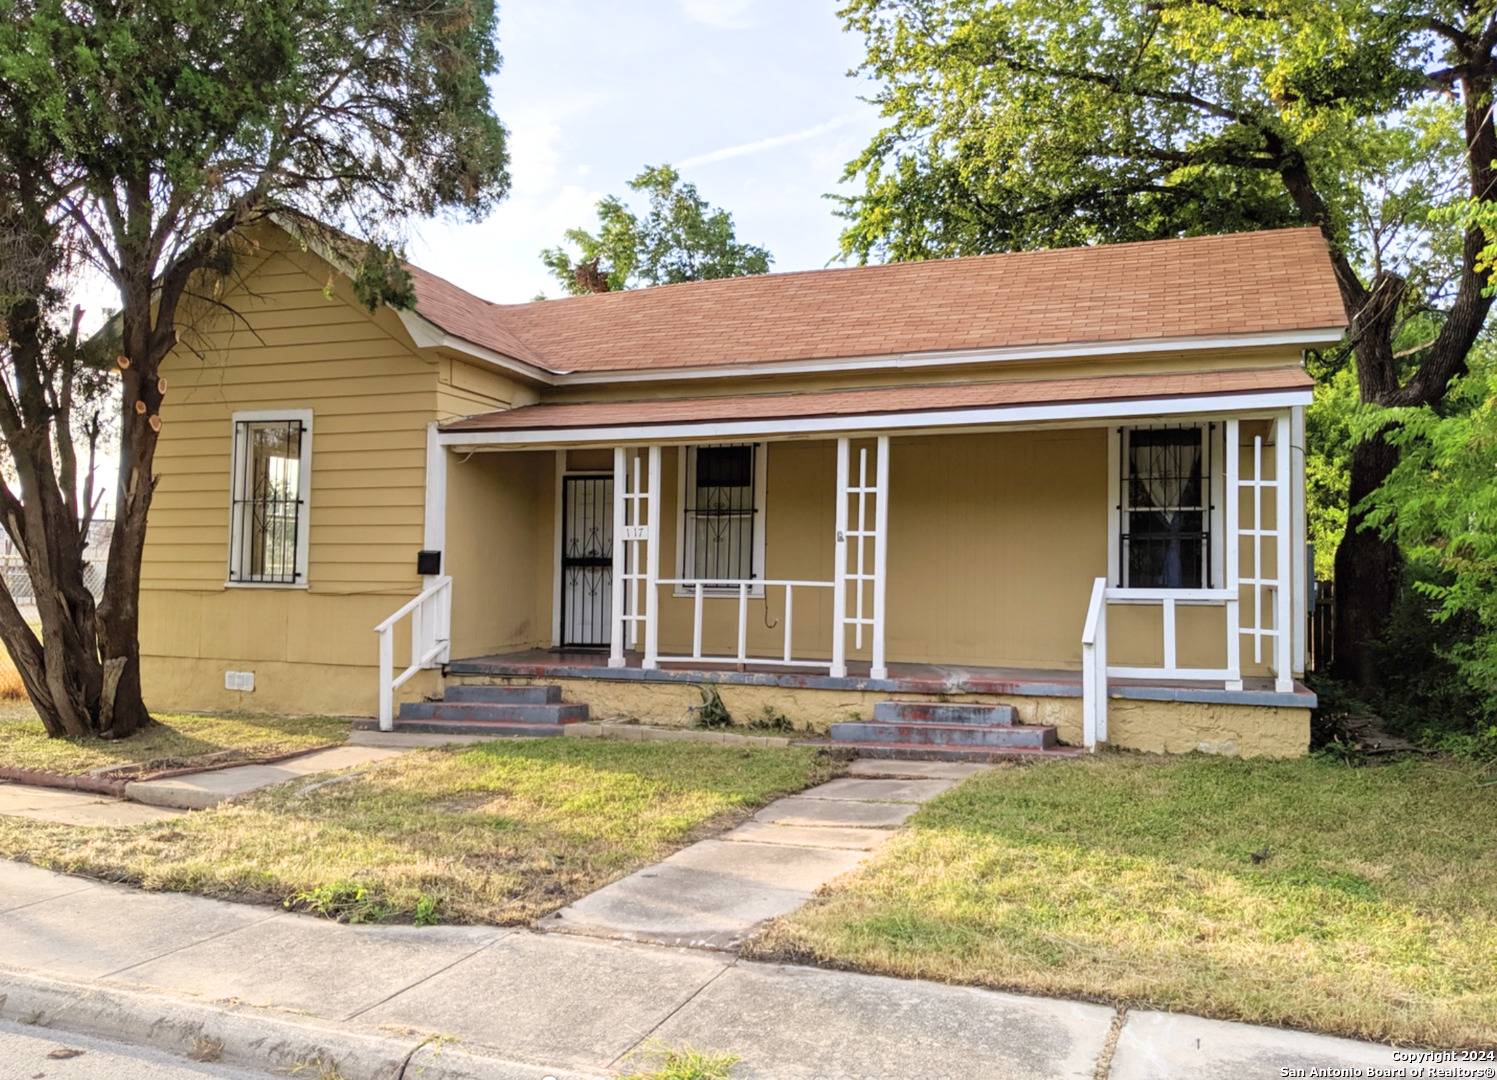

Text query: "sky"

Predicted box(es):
[406, 0, 886, 303]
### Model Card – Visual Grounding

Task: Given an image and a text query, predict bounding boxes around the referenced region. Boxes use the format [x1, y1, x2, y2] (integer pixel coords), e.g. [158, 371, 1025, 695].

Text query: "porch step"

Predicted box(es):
[442, 684, 563, 705]
[829, 721, 1054, 749]
[872, 701, 1018, 726]
[829, 698, 1072, 762]
[846, 742, 1083, 763]
[397, 701, 588, 725]
[363, 718, 576, 739]
[375, 685, 586, 739]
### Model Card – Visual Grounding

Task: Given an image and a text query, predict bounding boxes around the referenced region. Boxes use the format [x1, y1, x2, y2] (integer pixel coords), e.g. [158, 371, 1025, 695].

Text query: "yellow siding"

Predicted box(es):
[141, 240, 446, 715]
[444, 450, 553, 657]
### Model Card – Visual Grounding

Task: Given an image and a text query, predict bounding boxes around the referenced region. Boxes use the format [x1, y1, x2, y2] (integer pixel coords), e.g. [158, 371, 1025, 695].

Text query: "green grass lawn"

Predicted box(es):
[748, 753, 1497, 1049]
[0, 739, 843, 924]
[0, 701, 348, 775]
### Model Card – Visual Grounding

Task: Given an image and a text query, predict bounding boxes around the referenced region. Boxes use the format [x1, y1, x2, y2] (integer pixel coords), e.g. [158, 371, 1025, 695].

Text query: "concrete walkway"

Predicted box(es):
[544, 758, 980, 949]
[125, 745, 406, 810]
[0, 782, 182, 825]
[0, 859, 1403, 1080]
[0, 731, 477, 825]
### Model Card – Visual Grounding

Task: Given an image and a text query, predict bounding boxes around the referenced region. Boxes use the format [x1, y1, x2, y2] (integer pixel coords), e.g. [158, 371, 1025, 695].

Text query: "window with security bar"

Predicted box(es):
[1119, 425, 1213, 589]
[681, 444, 764, 590]
[229, 413, 310, 585]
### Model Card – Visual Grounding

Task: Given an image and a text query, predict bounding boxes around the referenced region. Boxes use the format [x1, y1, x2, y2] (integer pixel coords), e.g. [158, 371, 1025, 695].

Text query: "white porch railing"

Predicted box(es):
[1103, 586, 1242, 683]
[651, 578, 836, 671]
[1080, 580, 1240, 752]
[374, 575, 452, 731]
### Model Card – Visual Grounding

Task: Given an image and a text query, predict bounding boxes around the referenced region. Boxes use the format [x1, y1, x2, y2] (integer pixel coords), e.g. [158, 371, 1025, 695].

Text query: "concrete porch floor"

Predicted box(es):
[448, 648, 1317, 709]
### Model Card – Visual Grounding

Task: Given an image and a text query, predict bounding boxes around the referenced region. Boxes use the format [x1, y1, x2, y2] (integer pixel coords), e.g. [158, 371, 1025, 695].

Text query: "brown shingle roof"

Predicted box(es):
[440, 367, 1313, 434]
[410, 229, 1345, 377]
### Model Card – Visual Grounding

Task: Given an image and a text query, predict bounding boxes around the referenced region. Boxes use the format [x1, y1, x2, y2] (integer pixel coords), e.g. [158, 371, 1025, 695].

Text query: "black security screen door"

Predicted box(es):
[561, 476, 613, 647]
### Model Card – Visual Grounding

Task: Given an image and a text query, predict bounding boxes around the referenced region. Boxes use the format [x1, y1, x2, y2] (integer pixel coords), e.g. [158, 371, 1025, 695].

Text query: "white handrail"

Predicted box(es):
[1081, 577, 1108, 750]
[654, 578, 836, 672]
[375, 575, 452, 732]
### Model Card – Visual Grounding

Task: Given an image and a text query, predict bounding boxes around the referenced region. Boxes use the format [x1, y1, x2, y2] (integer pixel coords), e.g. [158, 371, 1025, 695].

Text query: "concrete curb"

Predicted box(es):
[0, 968, 606, 1080]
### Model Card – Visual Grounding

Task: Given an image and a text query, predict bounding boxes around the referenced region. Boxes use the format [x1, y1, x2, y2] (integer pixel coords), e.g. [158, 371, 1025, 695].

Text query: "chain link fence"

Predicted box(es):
[0, 519, 112, 618]
[0, 556, 108, 615]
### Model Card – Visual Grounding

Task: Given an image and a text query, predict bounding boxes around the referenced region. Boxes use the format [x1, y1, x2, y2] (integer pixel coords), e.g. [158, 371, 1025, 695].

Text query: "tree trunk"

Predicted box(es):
[93, 320, 163, 739]
[1330, 434, 1403, 690]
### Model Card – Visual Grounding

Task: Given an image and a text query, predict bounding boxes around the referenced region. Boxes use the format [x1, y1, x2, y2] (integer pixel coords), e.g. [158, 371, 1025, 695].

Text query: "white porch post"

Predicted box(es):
[1274, 411, 1294, 692]
[1291, 403, 1308, 677]
[643, 445, 662, 670]
[831, 437, 850, 678]
[1224, 419, 1243, 691]
[422, 422, 449, 664]
[871, 435, 890, 680]
[609, 446, 627, 668]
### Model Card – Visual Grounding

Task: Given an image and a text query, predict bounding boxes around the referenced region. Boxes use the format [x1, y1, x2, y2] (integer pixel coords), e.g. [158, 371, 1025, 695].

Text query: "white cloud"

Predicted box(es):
[677, 0, 757, 30]
[677, 114, 864, 169]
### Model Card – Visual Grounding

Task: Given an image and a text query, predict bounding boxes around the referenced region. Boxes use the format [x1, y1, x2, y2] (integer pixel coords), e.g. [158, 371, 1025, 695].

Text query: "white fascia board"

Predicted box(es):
[436, 388, 1315, 449]
[542, 327, 1346, 386]
[395, 309, 557, 386]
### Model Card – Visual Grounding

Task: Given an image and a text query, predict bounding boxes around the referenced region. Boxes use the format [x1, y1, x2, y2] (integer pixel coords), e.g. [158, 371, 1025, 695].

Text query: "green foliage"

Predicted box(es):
[621, 1043, 739, 1080]
[412, 894, 440, 926]
[542, 165, 771, 295]
[833, 0, 1463, 268]
[1305, 351, 1359, 580]
[689, 685, 733, 729]
[751, 705, 795, 734]
[288, 880, 393, 924]
[1357, 352, 1497, 755]
[0, 0, 512, 736]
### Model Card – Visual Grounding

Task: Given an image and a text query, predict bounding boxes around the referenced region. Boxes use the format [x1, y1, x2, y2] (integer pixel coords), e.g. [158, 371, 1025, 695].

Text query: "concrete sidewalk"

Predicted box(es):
[545, 759, 975, 949]
[0, 860, 1402, 1080]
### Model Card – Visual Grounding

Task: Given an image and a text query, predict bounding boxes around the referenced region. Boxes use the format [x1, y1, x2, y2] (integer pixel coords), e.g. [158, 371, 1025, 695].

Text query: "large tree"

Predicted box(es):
[0, 0, 509, 738]
[542, 164, 772, 295]
[834, 0, 1495, 688]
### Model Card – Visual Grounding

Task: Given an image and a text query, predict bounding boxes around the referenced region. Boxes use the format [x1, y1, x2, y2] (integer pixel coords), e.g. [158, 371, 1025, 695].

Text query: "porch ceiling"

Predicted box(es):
[438, 365, 1312, 444]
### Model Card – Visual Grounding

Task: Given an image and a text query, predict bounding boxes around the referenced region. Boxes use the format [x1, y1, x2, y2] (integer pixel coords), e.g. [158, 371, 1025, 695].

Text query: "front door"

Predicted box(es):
[560, 475, 613, 647]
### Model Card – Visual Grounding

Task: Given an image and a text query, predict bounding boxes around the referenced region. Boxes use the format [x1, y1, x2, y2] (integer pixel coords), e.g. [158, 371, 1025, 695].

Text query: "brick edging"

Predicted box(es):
[0, 767, 127, 797]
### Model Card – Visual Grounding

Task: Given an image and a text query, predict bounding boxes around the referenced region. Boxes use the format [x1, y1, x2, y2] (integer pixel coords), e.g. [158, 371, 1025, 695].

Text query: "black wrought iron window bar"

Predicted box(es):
[683, 444, 758, 588]
[1119, 424, 1213, 589]
[230, 418, 306, 584]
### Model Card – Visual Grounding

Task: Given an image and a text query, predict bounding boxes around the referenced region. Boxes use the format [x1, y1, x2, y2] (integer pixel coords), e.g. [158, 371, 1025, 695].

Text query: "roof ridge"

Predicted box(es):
[399, 227, 1342, 378]
[484, 226, 1329, 314]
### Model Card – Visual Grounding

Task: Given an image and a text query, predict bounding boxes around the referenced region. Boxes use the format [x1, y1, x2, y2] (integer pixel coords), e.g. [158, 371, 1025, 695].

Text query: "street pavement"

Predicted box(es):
[0, 1018, 270, 1080]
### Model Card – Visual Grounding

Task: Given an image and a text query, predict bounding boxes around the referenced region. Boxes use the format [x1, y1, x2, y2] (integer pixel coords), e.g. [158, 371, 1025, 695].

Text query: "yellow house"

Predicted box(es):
[141, 224, 1346, 758]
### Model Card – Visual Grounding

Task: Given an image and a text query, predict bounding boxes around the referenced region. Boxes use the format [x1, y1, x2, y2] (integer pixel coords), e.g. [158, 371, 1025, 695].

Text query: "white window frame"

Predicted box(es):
[1108, 422, 1224, 591]
[226, 408, 313, 589]
[674, 442, 768, 598]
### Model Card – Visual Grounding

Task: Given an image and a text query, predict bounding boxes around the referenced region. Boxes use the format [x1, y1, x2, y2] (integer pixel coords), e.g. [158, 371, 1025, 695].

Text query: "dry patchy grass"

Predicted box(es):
[0, 738, 843, 924]
[0, 704, 348, 775]
[749, 753, 1497, 1049]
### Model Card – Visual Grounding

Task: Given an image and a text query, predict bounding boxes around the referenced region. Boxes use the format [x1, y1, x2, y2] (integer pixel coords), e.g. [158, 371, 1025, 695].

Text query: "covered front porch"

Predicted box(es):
[377, 369, 1315, 754]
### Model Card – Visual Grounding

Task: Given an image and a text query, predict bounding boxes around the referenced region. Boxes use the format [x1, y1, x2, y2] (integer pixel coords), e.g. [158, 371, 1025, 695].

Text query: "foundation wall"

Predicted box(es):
[455, 675, 1310, 758]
